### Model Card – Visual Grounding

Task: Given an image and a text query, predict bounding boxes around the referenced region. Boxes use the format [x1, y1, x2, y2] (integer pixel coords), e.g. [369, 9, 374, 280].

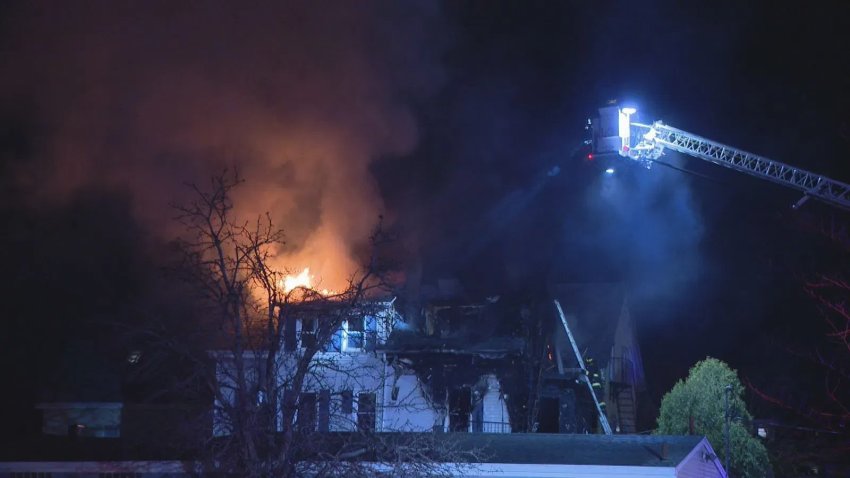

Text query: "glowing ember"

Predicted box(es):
[282, 268, 312, 293]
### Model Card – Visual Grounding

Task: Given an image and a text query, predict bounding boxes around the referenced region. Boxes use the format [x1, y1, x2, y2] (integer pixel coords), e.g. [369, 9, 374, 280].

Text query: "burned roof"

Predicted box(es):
[547, 282, 626, 366]
[381, 296, 524, 356]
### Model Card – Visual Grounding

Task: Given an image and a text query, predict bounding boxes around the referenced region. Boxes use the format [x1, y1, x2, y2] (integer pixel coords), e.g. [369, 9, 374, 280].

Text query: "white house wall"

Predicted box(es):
[381, 369, 438, 431]
[213, 302, 513, 435]
[674, 438, 727, 478]
[480, 375, 511, 433]
[215, 350, 513, 434]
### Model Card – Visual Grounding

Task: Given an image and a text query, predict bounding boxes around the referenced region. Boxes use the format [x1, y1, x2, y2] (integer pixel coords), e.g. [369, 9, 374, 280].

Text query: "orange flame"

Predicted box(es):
[280, 267, 335, 297]
[281, 267, 312, 293]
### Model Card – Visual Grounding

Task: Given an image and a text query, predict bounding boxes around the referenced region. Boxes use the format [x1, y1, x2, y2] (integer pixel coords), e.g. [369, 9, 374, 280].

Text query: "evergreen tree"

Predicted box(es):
[657, 358, 770, 478]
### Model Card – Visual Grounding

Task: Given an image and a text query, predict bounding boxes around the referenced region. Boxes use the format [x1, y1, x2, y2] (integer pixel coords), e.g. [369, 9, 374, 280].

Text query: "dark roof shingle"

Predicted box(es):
[454, 433, 703, 466]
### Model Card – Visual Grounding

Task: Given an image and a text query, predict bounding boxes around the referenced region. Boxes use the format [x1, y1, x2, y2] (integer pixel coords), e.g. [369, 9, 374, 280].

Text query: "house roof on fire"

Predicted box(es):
[547, 282, 627, 366]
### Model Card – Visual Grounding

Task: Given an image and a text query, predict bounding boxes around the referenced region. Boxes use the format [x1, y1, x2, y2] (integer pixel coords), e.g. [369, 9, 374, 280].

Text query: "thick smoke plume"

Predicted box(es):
[1, 1, 444, 288]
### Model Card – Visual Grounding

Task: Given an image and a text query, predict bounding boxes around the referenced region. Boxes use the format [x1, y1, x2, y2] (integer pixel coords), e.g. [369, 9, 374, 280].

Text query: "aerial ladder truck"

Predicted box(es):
[590, 105, 850, 211]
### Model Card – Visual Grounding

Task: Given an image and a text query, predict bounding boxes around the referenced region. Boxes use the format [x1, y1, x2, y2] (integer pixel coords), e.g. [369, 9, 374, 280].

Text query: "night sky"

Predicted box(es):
[2, 1, 850, 437]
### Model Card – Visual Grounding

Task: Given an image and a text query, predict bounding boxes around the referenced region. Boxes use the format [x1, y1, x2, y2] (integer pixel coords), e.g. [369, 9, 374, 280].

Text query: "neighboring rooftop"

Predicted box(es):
[0, 433, 702, 467]
[448, 433, 703, 467]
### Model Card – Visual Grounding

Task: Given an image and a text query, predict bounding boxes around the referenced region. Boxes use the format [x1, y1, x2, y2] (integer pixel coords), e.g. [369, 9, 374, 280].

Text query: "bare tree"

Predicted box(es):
[160, 171, 481, 477]
[745, 211, 850, 470]
[747, 275, 850, 425]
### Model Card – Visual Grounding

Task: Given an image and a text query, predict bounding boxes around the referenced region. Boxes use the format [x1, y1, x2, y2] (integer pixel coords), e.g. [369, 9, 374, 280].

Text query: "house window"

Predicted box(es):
[357, 392, 376, 431]
[284, 315, 297, 352]
[318, 390, 330, 432]
[341, 390, 354, 415]
[301, 318, 318, 349]
[342, 316, 380, 351]
[297, 393, 317, 431]
[343, 318, 364, 351]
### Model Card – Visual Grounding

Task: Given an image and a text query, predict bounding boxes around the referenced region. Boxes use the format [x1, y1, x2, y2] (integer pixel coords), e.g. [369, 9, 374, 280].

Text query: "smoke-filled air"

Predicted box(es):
[0, 1, 445, 290]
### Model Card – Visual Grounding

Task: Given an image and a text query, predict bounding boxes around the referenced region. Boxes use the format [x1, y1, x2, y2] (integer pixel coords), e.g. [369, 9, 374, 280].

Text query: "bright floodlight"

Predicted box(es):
[605, 168, 615, 174]
[621, 107, 637, 115]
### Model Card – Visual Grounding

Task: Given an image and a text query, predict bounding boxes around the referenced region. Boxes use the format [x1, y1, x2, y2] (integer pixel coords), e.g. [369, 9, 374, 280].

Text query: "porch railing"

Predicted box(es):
[470, 420, 511, 433]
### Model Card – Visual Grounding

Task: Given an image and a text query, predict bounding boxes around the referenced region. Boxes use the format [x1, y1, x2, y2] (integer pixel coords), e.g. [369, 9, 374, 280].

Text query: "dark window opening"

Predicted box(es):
[448, 387, 471, 432]
[348, 317, 364, 332]
[538, 397, 559, 433]
[297, 393, 317, 431]
[357, 392, 376, 431]
[341, 390, 353, 414]
[301, 318, 318, 349]
[284, 315, 297, 352]
[318, 389, 330, 432]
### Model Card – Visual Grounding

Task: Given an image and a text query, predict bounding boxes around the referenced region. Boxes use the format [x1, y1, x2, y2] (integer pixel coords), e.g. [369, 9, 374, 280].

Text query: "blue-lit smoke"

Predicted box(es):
[564, 152, 704, 303]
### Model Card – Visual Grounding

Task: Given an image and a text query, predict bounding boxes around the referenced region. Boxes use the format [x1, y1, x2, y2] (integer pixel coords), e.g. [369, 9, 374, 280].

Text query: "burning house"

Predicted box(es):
[211, 279, 520, 436]
[211, 280, 645, 437]
[378, 295, 522, 433]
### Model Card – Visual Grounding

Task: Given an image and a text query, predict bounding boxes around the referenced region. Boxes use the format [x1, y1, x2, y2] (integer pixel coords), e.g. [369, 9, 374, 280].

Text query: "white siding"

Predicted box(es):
[212, 303, 514, 436]
[382, 371, 438, 431]
[675, 438, 727, 478]
[480, 374, 511, 433]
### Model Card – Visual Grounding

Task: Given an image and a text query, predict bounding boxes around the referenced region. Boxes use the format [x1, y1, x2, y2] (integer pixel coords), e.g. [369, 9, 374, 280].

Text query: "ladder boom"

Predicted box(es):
[590, 106, 850, 211]
[647, 122, 850, 210]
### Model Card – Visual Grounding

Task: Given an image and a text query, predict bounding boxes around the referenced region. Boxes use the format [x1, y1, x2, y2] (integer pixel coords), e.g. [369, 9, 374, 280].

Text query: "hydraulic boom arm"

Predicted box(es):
[592, 106, 850, 211]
